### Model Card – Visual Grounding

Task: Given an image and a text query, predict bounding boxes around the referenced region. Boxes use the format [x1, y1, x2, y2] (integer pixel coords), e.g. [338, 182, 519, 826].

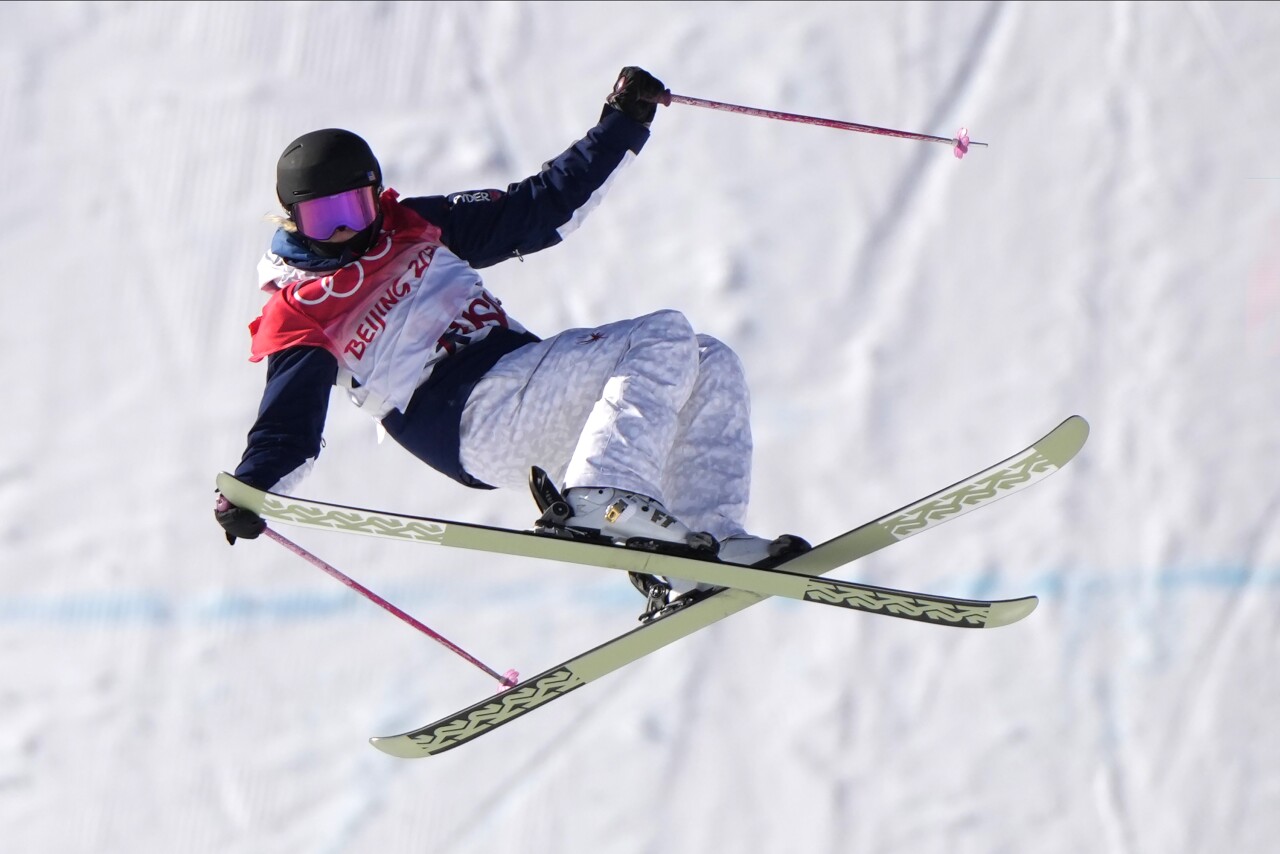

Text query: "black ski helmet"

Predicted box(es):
[276, 128, 382, 207]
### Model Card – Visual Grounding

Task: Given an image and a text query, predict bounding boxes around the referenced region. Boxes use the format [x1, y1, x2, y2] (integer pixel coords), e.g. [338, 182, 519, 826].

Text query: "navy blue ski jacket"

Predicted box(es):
[231, 106, 650, 494]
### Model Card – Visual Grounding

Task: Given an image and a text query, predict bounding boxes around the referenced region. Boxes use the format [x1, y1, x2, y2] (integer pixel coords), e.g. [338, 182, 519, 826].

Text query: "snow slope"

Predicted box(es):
[3, 2, 1279, 852]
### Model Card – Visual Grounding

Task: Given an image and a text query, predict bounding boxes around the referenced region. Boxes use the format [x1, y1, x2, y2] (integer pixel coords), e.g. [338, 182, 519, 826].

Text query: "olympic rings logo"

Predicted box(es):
[294, 236, 395, 305]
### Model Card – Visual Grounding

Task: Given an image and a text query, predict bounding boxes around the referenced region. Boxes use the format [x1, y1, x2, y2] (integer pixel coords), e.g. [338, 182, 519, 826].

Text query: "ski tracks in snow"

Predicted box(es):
[838, 1, 1020, 442]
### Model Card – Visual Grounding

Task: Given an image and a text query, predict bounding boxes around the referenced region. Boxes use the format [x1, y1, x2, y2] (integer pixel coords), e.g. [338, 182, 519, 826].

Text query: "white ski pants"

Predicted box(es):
[458, 310, 753, 540]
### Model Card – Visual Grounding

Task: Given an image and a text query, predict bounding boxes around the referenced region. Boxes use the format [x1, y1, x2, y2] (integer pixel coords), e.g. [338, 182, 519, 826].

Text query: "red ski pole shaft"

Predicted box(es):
[649, 90, 987, 154]
[263, 527, 519, 689]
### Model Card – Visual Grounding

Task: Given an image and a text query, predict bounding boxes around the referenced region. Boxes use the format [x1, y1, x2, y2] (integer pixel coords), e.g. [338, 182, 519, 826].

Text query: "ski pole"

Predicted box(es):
[262, 526, 520, 691]
[647, 90, 986, 159]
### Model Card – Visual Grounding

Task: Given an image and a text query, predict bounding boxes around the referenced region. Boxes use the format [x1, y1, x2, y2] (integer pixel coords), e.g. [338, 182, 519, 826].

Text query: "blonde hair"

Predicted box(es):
[265, 212, 298, 233]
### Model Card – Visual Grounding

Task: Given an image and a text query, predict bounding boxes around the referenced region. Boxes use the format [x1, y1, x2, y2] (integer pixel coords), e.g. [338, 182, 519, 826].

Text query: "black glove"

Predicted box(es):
[606, 66, 667, 126]
[215, 493, 265, 545]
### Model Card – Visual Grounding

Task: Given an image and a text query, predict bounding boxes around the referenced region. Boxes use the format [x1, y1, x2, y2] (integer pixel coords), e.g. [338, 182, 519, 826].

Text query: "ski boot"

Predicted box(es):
[715, 533, 813, 568]
[629, 533, 812, 623]
[528, 467, 717, 556]
[628, 571, 725, 624]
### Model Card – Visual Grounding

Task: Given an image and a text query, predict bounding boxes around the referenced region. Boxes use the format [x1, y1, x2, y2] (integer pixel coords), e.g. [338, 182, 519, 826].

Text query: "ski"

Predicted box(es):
[216, 475, 1044, 626]
[218, 415, 1088, 756]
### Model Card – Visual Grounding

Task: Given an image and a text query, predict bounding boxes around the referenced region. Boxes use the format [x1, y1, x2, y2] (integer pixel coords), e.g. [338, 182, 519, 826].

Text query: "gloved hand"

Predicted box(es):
[215, 493, 265, 545]
[606, 66, 667, 126]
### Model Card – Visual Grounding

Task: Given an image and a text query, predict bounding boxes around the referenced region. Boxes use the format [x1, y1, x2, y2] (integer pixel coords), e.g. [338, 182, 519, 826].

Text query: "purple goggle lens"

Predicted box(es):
[292, 186, 379, 240]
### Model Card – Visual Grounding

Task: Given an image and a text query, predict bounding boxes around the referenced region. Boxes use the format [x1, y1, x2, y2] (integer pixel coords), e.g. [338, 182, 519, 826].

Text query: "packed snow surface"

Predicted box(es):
[4, 2, 1278, 852]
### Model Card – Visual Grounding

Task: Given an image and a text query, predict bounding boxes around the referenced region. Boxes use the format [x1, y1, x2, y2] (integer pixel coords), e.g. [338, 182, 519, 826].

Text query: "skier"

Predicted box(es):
[215, 67, 809, 610]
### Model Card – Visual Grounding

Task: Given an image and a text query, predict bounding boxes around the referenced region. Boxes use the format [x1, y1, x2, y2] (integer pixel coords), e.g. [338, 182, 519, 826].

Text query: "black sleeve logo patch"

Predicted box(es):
[449, 190, 504, 205]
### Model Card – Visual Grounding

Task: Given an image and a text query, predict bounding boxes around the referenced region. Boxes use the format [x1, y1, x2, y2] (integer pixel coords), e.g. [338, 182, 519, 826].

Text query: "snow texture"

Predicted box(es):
[3, 2, 1279, 852]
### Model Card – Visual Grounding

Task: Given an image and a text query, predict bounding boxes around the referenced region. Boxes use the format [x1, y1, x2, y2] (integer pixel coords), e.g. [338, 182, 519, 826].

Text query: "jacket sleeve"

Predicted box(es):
[399, 107, 650, 268]
[232, 345, 338, 492]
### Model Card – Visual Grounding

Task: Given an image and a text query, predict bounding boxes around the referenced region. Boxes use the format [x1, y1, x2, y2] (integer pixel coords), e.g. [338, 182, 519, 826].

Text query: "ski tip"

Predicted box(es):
[1064, 414, 1090, 451]
[985, 596, 1039, 628]
[368, 735, 423, 759]
[215, 471, 268, 515]
[1037, 415, 1090, 467]
[1064, 414, 1090, 440]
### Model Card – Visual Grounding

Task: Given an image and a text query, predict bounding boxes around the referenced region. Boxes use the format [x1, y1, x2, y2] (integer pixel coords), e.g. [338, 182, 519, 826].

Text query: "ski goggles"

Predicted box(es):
[291, 186, 379, 240]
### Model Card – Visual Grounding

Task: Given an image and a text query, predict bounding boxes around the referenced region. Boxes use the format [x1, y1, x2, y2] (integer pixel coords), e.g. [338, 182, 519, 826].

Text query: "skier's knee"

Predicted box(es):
[640, 309, 696, 342]
[633, 309, 699, 367]
[696, 334, 747, 380]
